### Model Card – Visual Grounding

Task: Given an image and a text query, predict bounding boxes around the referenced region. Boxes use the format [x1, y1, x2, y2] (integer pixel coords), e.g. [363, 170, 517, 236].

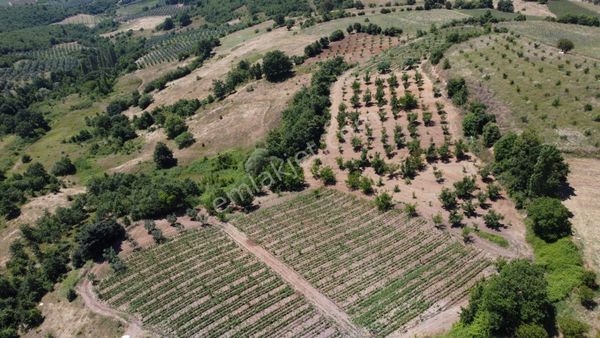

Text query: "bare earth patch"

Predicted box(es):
[563, 157, 600, 272]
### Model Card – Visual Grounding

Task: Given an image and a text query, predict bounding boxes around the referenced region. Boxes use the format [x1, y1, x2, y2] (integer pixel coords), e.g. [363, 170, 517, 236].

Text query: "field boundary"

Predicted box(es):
[216, 220, 370, 337]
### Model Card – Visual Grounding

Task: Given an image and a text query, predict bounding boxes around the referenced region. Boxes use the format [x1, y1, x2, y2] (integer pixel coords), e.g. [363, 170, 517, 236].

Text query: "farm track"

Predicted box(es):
[217, 221, 369, 338]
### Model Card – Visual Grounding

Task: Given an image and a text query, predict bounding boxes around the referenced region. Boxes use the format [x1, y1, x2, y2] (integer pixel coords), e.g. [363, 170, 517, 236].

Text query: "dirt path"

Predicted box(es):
[78, 278, 150, 337]
[217, 221, 369, 337]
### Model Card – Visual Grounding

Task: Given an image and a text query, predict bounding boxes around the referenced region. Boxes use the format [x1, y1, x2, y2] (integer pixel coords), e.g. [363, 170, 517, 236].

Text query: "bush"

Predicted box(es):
[557, 38, 574, 53]
[375, 192, 393, 211]
[320, 166, 336, 185]
[138, 94, 153, 109]
[51, 156, 76, 176]
[164, 115, 187, 139]
[460, 260, 552, 337]
[447, 77, 468, 106]
[73, 219, 125, 265]
[515, 324, 548, 338]
[262, 50, 293, 82]
[497, 0, 514, 12]
[527, 197, 572, 242]
[153, 142, 177, 169]
[329, 29, 345, 41]
[174, 131, 195, 149]
[558, 316, 589, 338]
[482, 122, 501, 147]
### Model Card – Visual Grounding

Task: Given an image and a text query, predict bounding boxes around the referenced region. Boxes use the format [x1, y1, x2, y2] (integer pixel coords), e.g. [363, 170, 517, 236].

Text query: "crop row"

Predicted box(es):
[232, 189, 490, 335]
[97, 228, 344, 337]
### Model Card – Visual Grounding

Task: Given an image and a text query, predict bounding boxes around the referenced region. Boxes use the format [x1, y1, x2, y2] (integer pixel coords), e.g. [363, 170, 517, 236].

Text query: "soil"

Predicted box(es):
[507, 0, 556, 17]
[563, 157, 600, 272]
[78, 273, 150, 337]
[304, 66, 530, 259]
[307, 33, 402, 65]
[26, 287, 124, 338]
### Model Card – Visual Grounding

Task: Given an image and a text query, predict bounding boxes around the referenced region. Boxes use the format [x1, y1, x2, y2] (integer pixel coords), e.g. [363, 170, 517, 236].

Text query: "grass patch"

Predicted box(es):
[301, 9, 470, 37]
[527, 226, 584, 302]
[471, 227, 510, 248]
[547, 0, 600, 17]
[499, 20, 600, 58]
[17, 75, 142, 181]
[459, 8, 542, 19]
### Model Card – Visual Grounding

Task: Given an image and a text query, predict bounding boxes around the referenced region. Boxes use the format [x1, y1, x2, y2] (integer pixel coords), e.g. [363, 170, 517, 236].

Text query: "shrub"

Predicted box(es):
[484, 209, 504, 229]
[482, 122, 501, 147]
[51, 156, 76, 176]
[375, 192, 394, 211]
[557, 38, 574, 53]
[262, 50, 293, 82]
[320, 166, 336, 185]
[527, 197, 572, 242]
[139, 94, 153, 109]
[558, 316, 589, 338]
[153, 142, 177, 169]
[329, 29, 345, 41]
[164, 115, 187, 139]
[174, 131, 195, 149]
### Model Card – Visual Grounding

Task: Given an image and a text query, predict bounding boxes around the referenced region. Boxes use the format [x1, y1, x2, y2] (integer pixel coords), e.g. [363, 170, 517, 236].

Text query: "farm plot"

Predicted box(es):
[232, 189, 491, 336]
[96, 228, 345, 337]
[137, 26, 231, 67]
[307, 33, 402, 65]
[304, 63, 530, 257]
[118, 4, 187, 22]
[444, 32, 600, 153]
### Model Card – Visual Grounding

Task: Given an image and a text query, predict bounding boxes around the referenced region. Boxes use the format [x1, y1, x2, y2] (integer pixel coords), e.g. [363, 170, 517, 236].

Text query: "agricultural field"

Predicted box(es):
[443, 32, 600, 153]
[232, 189, 492, 336]
[117, 4, 187, 22]
[307, 33, 403, 65]
[137, 26, 232, 67]
[300, 9, 470, 38]
[499, 20, 600, 58]
[547, 0, 600, 17]
[305, 61, 530, 255]
[96, 227, 346, 337]
[56, 14, 102, 27]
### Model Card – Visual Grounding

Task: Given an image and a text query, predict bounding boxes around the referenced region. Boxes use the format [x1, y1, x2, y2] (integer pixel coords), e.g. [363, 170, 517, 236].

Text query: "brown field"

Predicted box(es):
[307, 33, 403, 65]
[563, 157, 600, 272]
[303, 65, 531, 258]
[57, 14, 102, 28]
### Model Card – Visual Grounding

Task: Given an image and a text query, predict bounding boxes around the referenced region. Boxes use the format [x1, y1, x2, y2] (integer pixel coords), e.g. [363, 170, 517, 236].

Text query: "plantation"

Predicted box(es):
[97, 227, 345, 337]
[444, 32, 600, 153]
[137, 26, 232, 67]
[117, 4, 188, 22]
[232, 189, 491, 335]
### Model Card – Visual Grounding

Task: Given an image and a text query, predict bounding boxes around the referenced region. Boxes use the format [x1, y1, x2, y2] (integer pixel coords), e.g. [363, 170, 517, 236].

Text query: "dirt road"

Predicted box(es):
[217, 221, 370, 337]
[78, 278, 149, 337]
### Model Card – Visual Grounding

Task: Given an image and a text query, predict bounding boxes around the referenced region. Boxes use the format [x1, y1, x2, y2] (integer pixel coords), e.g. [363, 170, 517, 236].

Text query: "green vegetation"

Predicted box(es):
[97, 228, 344, 336]
[447, 33, 600, 153]
[548, 0, 600, 18]
[455, 260, 553, 337]
[233, 189, 490, 336]
[267, 57, 348, 157]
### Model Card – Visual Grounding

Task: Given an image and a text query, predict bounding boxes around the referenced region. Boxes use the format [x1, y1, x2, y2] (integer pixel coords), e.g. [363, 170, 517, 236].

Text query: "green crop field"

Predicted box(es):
[301, 9, 469, 37]
[232, 189, 490, 336]
[547, 0, 600, 17]
[445, 32, 600, 154]
[97, 227, 344, 337]
[500, 20, 600, 59]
